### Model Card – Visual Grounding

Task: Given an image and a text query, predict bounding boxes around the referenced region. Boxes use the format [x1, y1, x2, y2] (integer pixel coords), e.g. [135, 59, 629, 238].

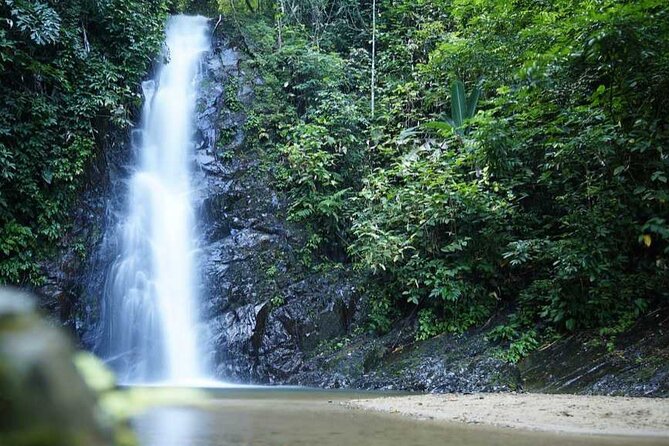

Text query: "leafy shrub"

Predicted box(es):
[0, 0, 170, 285]
[151, 0, 669, 349]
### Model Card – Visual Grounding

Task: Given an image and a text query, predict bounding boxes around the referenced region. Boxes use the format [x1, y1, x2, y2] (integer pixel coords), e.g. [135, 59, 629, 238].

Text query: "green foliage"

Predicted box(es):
[316, 335, 352, 355]
[493, 329, 540, 364]
[7, 0, 661, 351]
[6, 0, 61, 45]
[270, 293, 285, 307]
[224, 80, 243, 112]
[424, 79, 481, 135]
[223, 0, 669, 346]
[231, 10, 369, 258]
[0, 0, 170, 285]
[367, 293, 396, 335]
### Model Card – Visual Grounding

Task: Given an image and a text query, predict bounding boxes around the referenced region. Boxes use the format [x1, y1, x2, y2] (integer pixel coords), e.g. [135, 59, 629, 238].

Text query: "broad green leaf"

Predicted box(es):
[466, 87, 481, 119]
[451, 79, 466, 128]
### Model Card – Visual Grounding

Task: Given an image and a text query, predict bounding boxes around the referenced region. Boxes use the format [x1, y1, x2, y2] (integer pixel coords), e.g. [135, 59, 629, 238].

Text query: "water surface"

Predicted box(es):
[133, 389, 666, 446]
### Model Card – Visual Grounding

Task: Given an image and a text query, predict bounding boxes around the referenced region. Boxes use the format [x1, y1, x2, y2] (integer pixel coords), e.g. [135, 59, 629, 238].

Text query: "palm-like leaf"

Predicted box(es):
[466, 87, 480, 120]
[451, 80, 467, 128]
[423, 79, 481, 136]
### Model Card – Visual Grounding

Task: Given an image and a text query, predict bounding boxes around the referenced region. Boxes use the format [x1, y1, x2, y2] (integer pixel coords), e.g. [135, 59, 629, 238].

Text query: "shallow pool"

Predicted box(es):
[132, 388, 666, 446]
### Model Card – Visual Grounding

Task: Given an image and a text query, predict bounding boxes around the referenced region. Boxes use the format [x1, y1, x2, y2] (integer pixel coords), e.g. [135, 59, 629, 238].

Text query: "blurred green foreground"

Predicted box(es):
[0, 288, 203, 446]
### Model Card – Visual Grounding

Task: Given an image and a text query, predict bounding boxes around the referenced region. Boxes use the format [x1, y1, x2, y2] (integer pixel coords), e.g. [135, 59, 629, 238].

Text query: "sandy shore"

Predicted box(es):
[345, 393, 669, 437]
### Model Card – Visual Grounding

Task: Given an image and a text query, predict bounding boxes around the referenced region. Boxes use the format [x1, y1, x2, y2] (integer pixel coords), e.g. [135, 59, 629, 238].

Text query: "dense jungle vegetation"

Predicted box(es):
[0, 0, 173, 283]
[212, 0, 669, 357]
[2, 0, 668, 360]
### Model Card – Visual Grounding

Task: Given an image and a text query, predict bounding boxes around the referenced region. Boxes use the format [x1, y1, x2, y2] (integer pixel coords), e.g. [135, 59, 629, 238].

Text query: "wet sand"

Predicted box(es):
[345, 393, 669, 437]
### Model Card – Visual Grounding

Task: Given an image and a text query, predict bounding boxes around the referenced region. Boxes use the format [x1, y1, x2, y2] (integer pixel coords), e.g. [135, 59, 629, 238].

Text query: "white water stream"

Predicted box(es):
[98, 15, 210, 385]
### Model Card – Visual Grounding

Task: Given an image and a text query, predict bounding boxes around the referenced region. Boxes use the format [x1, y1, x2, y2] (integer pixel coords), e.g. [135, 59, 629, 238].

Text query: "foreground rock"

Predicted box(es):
[0, 288, 113, 446]
[346, 393, 669, 437]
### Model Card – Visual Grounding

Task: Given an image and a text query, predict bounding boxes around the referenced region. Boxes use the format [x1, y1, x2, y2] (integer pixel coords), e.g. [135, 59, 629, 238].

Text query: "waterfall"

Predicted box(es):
[97, 15, 211, 385]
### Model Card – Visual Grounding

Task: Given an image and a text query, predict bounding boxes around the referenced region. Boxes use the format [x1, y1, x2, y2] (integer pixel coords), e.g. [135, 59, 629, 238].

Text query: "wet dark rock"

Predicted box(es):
[220, 47, 240, 68]
[192, 35, 369, 384]
[520, 308, 669, 397]
[208, 270, 359, 384]
[284, 322, 522, 393]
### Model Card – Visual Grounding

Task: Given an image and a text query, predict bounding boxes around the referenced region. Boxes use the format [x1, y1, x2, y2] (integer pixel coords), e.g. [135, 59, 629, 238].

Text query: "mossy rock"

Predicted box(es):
[0, 288, 114, 446]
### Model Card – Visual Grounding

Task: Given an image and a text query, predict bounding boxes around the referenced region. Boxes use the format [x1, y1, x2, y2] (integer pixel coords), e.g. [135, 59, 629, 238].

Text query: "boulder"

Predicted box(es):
[0, 288, 113, 446]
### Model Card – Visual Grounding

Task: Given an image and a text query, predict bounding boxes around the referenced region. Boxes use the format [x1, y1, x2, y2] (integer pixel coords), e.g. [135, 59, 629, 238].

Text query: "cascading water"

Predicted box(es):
[97, 15, 210, 385]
